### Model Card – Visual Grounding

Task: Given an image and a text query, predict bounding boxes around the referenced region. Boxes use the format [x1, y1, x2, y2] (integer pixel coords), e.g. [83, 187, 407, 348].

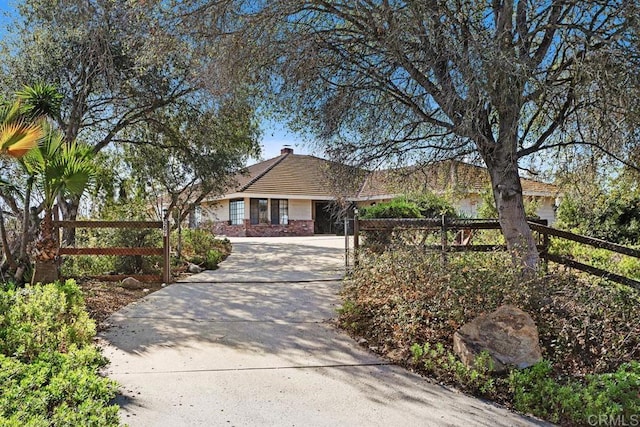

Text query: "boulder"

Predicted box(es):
[453, 305, 542, 372]
[188, 263, 204, 274]
[120, 277, 144, 290]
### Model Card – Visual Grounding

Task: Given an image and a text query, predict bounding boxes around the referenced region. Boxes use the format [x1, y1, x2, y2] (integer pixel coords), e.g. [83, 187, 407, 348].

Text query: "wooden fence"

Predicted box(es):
[54, 218, 171, 283]
[353, 216, 640, 290]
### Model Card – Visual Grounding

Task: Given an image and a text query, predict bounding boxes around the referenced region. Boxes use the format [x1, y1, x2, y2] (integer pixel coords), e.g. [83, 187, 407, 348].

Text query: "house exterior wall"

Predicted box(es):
[202, 192, 557, 237]
[211, 219, 314, 237]
[290, 199, 312, 220]
[456, 195, 481, 218]
[536, 197, 556, 225]
[205, 197, 314, 237]
[205, 200, 230, 222]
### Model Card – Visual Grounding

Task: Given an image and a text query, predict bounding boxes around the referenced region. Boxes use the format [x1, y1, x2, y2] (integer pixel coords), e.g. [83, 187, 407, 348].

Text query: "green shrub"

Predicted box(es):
[0, 347, 119, 426]
[360, 198, 422, 219]
[410, 192, 458, 218]
[112, 227, 162, 274]
[550, 238, 640, 281]
[410, 343, 496, 396]
[340, 247, 640, 424]
[509, 360, 640, 425]
[175, 229, 231, 269]
[59, 254, 117, 278]
[0, 280, 95, 363]
[177, 229, 218, 257]
[0, 279, 120, 426]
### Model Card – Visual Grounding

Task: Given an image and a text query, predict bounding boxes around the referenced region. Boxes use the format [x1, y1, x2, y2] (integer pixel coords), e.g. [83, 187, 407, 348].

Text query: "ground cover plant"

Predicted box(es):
[0, 279, 120, 425]
[176, 229, 231, 270]
[339, 245, 640, 426]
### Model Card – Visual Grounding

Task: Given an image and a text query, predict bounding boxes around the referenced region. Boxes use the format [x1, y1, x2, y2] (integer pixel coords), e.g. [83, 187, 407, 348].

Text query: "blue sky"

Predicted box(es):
[0, 0, 311, 163]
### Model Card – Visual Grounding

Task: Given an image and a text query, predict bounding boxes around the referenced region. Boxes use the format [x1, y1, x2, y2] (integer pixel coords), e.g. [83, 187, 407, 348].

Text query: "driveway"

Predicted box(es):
[100, 236, 546, 426]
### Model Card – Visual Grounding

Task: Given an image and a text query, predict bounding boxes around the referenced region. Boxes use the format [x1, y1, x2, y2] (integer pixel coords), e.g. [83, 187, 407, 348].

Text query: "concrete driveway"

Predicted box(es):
[100, 236, 547, 426]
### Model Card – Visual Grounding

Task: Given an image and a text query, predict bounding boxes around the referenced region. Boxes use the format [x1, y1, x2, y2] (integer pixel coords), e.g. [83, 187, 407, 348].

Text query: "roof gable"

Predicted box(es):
[232, 152, 364, 198]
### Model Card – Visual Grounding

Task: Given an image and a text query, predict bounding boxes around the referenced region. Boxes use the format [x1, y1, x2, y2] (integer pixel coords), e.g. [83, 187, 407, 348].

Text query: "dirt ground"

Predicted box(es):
[79, 280, 165, 330]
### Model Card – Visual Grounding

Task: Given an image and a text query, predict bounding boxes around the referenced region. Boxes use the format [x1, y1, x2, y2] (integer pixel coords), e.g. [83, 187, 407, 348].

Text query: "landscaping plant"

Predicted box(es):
[0, 279, 120, 425]
[340, 245, 640, 426]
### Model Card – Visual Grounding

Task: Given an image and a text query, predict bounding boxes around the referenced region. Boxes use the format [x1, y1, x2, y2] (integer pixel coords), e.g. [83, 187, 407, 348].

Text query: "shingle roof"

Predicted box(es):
[357, 161, 560, 198]
[230, 152, 363, 198]
[224, 154, 559, 199]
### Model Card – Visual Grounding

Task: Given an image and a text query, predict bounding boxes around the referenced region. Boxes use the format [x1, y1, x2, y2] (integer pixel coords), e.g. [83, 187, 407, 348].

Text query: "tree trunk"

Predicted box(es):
[0, 208, 17, 270]
[34, 210, 58, 263]
[19, 177, 33, 262]
[58, 196, 79, 245]
[482, 146, 540, 273]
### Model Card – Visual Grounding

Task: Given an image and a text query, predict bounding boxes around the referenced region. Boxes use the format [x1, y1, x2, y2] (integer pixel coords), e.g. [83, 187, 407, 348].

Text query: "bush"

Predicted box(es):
[339, 246, 640, 425]
[550, 239, 640, 281]
[556, 174, 640, 245]
[175, 229, 231, 270]
[0, 347, 119, 426]
[60, 254, 117, 278]
[360, 198, 422, 219]
[0, 279, 120, 426]
[0, 280, 95, 363]
[411, 343, 496, 397]
[509, 360, 640, 425]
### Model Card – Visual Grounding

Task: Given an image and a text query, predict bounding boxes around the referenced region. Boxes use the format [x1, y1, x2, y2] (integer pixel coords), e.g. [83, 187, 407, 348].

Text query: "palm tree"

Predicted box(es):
[14, 84, 64, 269]
[23, 126, 95, 263]
[0, 98, 44, 275]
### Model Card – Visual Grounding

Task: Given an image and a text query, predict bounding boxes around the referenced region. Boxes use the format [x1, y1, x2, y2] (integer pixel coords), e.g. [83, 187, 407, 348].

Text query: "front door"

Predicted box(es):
[314, 202, 334, 234]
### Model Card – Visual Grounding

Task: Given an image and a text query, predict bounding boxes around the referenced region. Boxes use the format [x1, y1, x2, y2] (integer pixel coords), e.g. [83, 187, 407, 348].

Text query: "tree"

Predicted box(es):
[186, 0, 640, 271]
[0, 94, 45, 276]
[123, 99, 259, 257]
[0, 0, 254, 243]
[23, 128, 95, 264]
[557, 163, 640, 245]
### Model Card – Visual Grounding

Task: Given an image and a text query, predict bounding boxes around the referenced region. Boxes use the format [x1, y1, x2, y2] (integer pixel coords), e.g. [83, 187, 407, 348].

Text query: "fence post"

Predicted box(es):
[162, 209, 170, 284]
[441, 214, 447, 265]
[344, 215, 349, 271]
[542, 224, 550, 273]
[353, 210, 359, 268]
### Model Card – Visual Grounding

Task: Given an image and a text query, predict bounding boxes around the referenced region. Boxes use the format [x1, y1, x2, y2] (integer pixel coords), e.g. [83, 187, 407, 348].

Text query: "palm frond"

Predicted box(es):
[16, 83, 63, 120]
[0, 121, 43, 158]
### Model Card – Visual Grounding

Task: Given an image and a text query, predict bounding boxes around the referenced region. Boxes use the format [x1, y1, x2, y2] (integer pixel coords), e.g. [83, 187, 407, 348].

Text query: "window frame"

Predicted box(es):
[229, 199, 244, 225]
[250, 198, 269, 225]
[271, 199, 289, 225]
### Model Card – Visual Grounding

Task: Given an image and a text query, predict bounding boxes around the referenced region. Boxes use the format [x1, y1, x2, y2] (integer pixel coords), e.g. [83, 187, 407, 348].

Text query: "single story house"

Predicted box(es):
[202, 147, 561, 237]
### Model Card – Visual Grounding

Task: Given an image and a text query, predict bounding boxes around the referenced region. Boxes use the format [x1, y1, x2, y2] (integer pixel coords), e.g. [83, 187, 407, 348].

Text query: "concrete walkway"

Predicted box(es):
[100, 236, 546, 426]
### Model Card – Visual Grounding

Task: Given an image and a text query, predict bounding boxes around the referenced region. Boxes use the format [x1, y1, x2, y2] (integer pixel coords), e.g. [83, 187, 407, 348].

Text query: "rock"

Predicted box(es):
[187, 263, 203, 274]
[121, 277, 144, 290]
[453, 305, 542, 372]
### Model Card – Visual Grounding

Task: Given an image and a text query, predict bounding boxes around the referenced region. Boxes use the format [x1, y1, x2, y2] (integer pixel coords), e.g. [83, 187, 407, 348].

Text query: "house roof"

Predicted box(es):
[218, 151, 559, 200]
[229, 151, 363, 198]
[357, 161, 560, 199]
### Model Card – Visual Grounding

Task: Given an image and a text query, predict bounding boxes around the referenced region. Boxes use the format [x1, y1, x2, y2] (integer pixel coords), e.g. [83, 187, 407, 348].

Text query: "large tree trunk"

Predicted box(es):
[482, 145, 540, 273]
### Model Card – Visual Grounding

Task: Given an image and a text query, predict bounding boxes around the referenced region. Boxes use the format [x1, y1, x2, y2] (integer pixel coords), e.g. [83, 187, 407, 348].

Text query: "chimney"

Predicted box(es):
[281, 146, 293, 155]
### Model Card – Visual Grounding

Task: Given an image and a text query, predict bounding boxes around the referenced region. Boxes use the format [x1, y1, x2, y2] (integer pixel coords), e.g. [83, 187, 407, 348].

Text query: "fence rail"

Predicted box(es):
[54, 218, 171, 283]
[353, 216, 640, 290]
